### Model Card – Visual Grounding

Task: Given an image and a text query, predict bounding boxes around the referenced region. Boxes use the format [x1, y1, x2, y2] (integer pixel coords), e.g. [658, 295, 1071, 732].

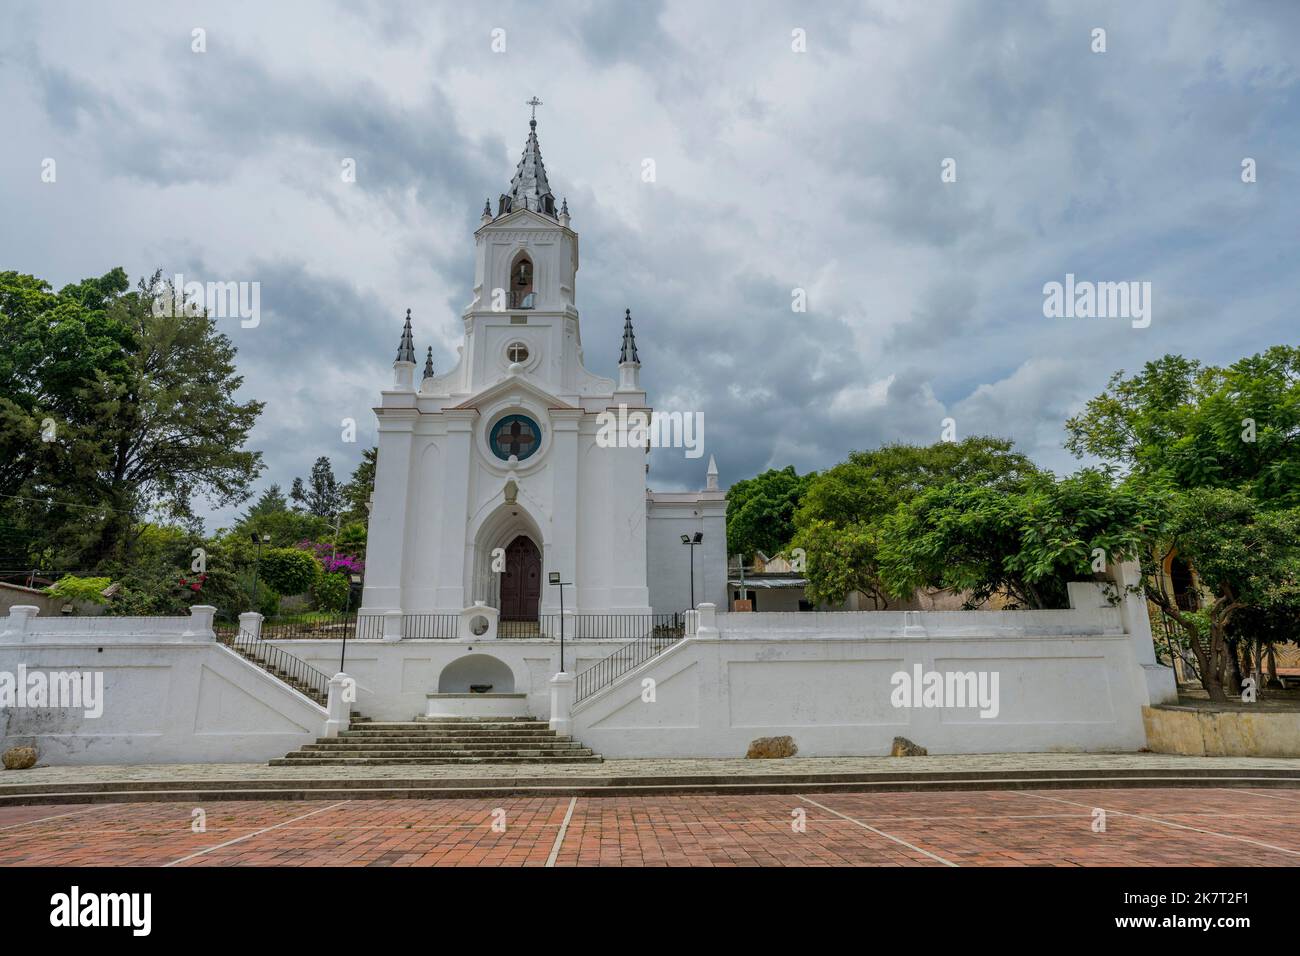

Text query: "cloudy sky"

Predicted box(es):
[3, 0, 1297, 529]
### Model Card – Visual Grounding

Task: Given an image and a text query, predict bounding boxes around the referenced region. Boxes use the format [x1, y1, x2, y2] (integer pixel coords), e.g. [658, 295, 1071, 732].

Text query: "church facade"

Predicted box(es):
[359, 112, 726, 628]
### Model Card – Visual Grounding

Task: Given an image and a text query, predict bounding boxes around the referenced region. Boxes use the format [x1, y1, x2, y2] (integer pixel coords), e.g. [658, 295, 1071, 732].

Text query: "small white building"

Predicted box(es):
[360, 110, 726, 626]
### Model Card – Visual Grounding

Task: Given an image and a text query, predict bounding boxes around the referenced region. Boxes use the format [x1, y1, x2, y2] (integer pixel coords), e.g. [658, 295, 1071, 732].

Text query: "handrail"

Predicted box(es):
[218, 626, 332, 706]
[573, 615, 685, 704]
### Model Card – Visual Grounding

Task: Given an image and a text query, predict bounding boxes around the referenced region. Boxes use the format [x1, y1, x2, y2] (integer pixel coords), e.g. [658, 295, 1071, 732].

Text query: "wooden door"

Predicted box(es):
[499, 536, 541, 621]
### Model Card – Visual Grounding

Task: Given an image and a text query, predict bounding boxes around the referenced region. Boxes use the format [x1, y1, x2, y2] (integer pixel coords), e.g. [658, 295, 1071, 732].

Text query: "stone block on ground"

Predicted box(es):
[890, 736, 927, 757]
[746, 735, 798, 759]
[2, 746, 38, 770]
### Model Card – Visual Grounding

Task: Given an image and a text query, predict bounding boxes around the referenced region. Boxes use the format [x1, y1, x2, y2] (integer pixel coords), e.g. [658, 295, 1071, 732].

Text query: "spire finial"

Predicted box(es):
[506, 100, 556, 218]
[619, 308, 640, 365]
[423, 346, 435, 380]
[395, 308, 416, 364]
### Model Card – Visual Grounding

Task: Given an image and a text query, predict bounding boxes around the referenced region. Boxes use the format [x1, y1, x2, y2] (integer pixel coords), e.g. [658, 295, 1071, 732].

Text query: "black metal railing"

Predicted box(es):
[544, 613, 683, 641]
[573, 616, 687, 704]
[218, 627, 333, 706]
[402, 613, 461, 639]
[217, 612, 385, 641]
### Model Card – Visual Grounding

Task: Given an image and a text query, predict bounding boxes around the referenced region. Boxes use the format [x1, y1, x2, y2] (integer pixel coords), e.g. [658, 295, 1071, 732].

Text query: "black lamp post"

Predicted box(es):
[549, 570, 571, 671]
[681, 531, 703, 611]
[249, 532, 270, 611]
[341, 572, 362, 673]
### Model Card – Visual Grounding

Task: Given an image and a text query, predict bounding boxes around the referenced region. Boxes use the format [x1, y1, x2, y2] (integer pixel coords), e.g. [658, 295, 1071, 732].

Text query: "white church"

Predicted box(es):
[359, 107, 728, 633]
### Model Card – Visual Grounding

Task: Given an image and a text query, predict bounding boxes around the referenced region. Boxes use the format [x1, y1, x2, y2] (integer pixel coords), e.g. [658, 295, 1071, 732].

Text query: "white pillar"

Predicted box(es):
[5, 605, 39, 642]
[238, 611, 263, 639]
[382, 610, 403, 642]
[186, 605, 217, 640]
[696, 602, 718, 637]
[1111, 559, 1179, 705]
[325, 672, 353, 737]
[549, 672, 575, 735]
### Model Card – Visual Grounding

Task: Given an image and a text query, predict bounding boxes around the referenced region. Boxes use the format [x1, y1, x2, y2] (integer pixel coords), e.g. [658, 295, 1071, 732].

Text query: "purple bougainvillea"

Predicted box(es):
[295, 540, 365, 576]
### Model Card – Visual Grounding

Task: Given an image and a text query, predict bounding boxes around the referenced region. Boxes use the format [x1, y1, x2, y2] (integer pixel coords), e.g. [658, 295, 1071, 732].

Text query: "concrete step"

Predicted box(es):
[321, 735, 575, 745]
[304, 741, 588, 751]
[268, 755, 605, 766]
[286, 749, 596, 759]
[368, 721, 550, 730]
[7, 766, 1300, 806]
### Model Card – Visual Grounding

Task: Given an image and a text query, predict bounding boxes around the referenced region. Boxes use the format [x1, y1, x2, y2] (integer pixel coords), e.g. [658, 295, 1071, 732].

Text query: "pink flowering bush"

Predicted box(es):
[295, 540, 364, 577]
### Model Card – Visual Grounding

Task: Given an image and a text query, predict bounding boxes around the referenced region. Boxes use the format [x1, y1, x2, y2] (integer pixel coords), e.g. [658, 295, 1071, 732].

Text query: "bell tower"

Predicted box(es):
[459, 99, 584, 399]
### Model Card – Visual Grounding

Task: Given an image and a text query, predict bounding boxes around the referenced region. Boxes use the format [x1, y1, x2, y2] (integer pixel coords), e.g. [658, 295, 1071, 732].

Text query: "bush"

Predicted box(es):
[258, 587, 282, 619]
[45, 575, 112, 606]
[259, 548, 320, 596]
[312, 572, 351, 612]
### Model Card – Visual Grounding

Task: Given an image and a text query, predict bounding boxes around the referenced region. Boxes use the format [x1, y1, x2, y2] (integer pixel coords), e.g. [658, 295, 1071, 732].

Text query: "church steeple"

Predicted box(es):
[423, 346, 435, 382]
[395, 308, 416, 364]
[392, 308, 417, 391]
[499, 97, 557, 218]
[617, 308, 641, 392]
[619, 308, 639, 364]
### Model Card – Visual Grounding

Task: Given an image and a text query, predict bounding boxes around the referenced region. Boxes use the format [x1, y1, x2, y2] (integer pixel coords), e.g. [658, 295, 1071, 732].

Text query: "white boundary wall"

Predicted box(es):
[0, 606, 327, 765]
[569, 605, 1156, 757]
[0, 566, 1178, 762]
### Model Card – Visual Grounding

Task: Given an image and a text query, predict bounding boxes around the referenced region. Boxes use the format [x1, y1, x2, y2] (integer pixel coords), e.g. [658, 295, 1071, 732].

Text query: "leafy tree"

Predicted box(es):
[1068, 348, 1300, 694]
[726, 466, 813, 560]
[45, 575, 113, 607]
[242, 484, 287, 520]
[305, 456, 342, 518]
[793, 438, 1038, 606]
[0, 269, 264, 570]
[1140, 489, 1300, 701]
[312, 572, 351, 612]
[258, 547, 320, 596]
[878, 470, 1172, 609]
[339, 447, 376, 524]
[1065, 348, 1300, 507]
[289, 477, 308, 512]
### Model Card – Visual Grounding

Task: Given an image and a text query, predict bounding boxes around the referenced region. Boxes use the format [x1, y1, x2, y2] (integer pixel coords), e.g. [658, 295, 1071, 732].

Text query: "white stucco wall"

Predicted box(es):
[0, 608, 327, 765]
[569, 605, 1161, 757]
[646, 492, 728, 614]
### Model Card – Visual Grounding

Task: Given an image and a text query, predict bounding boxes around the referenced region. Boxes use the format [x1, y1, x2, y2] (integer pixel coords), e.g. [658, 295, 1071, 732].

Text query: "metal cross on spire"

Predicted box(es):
[526, 96, 543, 125]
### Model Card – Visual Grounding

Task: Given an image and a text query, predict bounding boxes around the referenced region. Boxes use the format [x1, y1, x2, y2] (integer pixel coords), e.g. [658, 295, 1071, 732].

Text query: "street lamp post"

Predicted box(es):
[342, 572, 362, 673]
[549, 571, 571, 672]
[681, 532, 703, 611]
[249, 532, 271, 614]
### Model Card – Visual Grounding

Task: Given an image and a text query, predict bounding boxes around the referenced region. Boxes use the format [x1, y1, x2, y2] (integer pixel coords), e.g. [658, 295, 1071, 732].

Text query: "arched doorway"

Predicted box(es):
[499, 535, 541, 621]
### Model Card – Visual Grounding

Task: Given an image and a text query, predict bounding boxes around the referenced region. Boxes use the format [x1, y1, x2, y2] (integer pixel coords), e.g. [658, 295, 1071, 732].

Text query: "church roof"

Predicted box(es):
[500, 116, 557, 219]
[619, 308, 639, 364]
[395, 309, 416, 364]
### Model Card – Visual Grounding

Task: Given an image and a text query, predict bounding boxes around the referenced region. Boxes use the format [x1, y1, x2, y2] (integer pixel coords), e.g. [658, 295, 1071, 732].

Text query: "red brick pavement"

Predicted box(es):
[0, 788, 1296, 867]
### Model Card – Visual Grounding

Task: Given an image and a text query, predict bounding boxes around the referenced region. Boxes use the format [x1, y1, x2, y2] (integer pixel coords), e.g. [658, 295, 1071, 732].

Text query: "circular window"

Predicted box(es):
[506, 342, 530, 364]
[489, 414, 542, 462]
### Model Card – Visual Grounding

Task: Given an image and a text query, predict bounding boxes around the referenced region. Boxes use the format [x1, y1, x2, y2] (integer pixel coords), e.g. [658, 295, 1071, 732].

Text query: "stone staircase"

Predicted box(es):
[270, 716, 602, 766]
[218, 631, 332, 708]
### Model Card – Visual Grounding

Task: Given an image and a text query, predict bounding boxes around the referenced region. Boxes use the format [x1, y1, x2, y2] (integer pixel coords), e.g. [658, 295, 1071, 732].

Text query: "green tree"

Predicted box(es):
[0, 269, 265, 571]
[1065, 348, 1300, 507]
[242, 483, 288, 521]
[258, 547, 320, 596]
[293, 456, 342, 519]
[725, 465, 813, 560]
[792, 438, 1037, 606]
[1067, 348, 1300, 694]
[1140, 489, 1300, 701]
[878, 470, 1172, 610]
[339, 447, 376, 526]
